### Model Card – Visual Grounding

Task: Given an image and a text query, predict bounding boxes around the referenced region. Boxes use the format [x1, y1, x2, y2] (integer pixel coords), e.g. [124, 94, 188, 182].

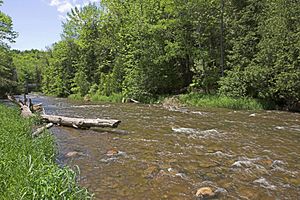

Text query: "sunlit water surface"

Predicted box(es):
[25, 95, 300, 199]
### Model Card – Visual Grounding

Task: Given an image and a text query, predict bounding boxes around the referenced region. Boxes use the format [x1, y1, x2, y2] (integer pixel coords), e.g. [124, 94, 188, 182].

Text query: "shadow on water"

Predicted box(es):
[26, 95, 300, 199]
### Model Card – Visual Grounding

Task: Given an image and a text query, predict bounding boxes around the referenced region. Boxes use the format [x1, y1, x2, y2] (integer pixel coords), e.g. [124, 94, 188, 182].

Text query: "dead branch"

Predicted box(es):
[32, 123, 54, 137]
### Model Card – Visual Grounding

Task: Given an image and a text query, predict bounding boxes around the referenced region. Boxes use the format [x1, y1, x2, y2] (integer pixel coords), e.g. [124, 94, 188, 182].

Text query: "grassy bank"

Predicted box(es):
[178, 93, 264, 110]
[0, 104, 91, 199]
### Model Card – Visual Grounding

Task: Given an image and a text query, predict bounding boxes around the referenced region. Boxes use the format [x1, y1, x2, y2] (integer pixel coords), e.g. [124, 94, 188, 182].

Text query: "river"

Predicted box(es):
[25, 95, 300, 199]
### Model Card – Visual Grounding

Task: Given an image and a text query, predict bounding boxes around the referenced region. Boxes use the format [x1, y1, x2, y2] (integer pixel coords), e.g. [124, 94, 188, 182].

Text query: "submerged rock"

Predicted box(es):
[253, 177, 277, 190]
[65, 151, 84, 158]
[196, 187, 215, 198]
[143, 165, 186, 180]
[106, 148, 119, 156]
[143, 165, 160, 179]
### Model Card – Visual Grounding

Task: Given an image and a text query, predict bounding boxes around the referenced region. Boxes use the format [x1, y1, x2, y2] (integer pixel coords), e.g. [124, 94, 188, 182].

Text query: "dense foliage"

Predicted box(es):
[0, 105, 91, 199]
[219, 0, 300, 109]
[39, 0, 299, 109]
[0, 0, 18, 97]
[10, 49, 49, 93]
[2, 0, 299, 109]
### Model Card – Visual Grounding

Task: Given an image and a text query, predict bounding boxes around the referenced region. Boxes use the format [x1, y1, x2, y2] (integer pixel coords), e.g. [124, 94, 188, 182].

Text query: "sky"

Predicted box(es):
[1, 0, 100, 51]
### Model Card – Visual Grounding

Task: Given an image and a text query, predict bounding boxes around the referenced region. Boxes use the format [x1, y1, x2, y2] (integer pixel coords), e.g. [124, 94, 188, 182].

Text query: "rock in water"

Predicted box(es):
[65, 151, 83, 158]
[106, 148, 119, 156]
[196, 187, 215, 198]
[84, 96, 91, 101]
[143, 165, 160, 179]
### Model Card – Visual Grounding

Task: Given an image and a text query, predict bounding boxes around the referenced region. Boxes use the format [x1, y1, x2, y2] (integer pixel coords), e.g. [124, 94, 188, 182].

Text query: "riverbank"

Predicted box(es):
[68, 92, 269, 111]
[0, 104, 91, 199]
[178, 93, 268, 110]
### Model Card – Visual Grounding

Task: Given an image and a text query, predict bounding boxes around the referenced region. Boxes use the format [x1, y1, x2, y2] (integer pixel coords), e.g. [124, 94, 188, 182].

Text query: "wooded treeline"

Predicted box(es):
[0, 0, 18, 97]
[1, 0, 299, 108]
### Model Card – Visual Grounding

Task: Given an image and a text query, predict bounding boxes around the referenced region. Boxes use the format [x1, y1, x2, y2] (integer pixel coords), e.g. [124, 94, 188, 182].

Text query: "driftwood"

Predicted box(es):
[41, 115, 121, 128]
[32, 123, 54, 137]
[7, 95, 33, 117]
[122, 98, 140, 103]
[7, 94, 121, 129]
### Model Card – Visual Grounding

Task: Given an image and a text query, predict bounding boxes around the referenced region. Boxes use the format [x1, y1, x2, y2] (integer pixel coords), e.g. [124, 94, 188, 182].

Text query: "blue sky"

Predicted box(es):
[1, 0, 100, 50]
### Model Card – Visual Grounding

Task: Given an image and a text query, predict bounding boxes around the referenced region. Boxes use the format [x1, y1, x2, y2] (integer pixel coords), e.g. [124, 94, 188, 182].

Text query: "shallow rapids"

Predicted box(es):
[30, 95, 300, 199]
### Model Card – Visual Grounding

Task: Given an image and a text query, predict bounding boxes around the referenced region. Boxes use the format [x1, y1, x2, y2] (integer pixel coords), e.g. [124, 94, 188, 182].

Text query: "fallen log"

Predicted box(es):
[122, 98, 140, 103]
[32, 103, 43, 112]
[32, 123, 54, 137]
[41, 114, 121, 128]
[7, 94, 121, 129]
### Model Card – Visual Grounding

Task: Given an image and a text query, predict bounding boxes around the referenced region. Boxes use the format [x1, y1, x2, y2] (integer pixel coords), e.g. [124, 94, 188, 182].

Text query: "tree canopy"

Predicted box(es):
[2, 0, 300, 109]
[0, 1, 18, 97]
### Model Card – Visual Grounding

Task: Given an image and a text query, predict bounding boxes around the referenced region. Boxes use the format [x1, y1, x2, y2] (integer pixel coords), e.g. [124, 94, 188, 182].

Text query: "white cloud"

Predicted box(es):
[48, 0, 101, 20]
[50, 0, 61, 6]
[49, 0, 74, 13]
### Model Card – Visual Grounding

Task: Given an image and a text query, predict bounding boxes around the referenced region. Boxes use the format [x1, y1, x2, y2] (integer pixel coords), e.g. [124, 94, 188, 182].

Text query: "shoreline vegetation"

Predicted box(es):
[0, 104, 91, 199]
[68, 92, 272, 111]
[178, 93, 264, 110]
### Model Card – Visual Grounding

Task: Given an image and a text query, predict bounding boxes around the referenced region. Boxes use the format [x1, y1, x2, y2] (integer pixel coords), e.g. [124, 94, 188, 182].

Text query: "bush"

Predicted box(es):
[89, 93, 123, 103]
[218, 67, 247, 98]
[68, 93, 84, 100]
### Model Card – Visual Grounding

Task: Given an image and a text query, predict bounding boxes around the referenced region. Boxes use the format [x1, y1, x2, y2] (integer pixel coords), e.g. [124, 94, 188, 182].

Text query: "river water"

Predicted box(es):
[28, 95, 300, 199]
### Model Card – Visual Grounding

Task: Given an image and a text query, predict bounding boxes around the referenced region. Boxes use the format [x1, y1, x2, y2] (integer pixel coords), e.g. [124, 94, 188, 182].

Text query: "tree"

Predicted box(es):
[0, 3, 17, 44]
[0, 0, 18, 97]
[42, 40, 79, 97]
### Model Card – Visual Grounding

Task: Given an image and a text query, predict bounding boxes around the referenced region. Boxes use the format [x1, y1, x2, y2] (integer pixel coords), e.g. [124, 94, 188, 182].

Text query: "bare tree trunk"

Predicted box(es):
[41, 115, 121, 129]
[7, 94, 34, 117]
[220, 0, 225, 76]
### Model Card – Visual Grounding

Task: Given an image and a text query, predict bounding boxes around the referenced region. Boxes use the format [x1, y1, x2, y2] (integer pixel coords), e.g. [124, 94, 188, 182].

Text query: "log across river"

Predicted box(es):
[13, 95, 300, 199]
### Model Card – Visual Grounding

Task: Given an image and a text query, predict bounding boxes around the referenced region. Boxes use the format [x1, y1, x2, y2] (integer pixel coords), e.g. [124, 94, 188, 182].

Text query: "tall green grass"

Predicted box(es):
[69, 93, 123, 103]
[68, 93, 84, 101]
[179, 93, 264, 110]
[0, 105, 91, 199]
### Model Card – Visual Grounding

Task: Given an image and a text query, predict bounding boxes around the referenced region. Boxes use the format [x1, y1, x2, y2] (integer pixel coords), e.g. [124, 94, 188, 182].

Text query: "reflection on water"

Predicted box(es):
[29, 95, 300, 199]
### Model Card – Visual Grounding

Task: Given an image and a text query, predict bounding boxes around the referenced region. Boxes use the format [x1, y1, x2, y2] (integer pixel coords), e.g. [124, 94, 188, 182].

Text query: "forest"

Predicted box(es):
[1, 0, 299, 110]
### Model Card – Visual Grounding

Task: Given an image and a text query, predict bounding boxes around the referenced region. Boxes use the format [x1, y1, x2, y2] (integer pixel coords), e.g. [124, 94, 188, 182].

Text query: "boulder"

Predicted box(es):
[84, 96, 91, 102]
[196, 187, 215, 198]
